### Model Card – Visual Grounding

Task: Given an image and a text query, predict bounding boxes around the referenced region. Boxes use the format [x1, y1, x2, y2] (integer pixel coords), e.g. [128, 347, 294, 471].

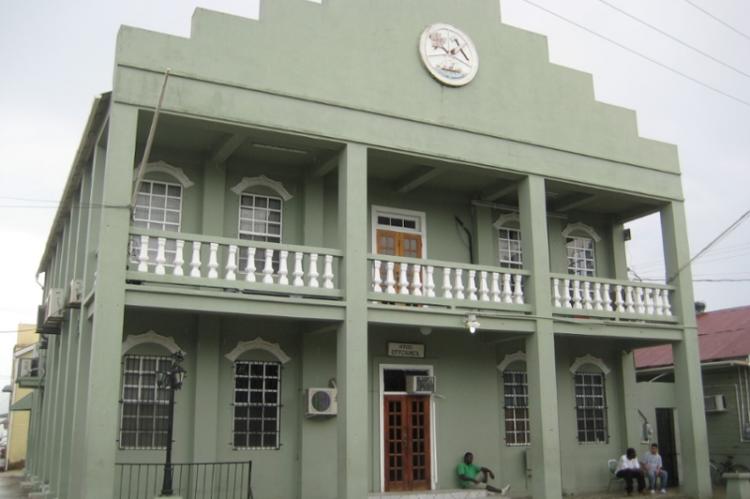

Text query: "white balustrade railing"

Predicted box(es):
[130, 230, 341, 293]
[551, 274, 673, 319]
[369, 255, 527, 306]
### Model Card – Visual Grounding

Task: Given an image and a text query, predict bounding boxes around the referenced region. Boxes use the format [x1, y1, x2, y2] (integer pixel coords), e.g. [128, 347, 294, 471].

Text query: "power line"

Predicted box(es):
[681, 0, 750, 42]
[597, 0, 750, 80]
[517, 0, 750, 108]
[693, 279, 750, 283]
[667, 208, 750, 283]
[630, 242, 750, 271]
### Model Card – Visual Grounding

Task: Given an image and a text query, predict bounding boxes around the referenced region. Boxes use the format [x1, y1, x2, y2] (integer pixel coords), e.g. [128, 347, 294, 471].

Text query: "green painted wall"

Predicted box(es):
[27, 1, 715, 497]
[703, 369, 750, 468]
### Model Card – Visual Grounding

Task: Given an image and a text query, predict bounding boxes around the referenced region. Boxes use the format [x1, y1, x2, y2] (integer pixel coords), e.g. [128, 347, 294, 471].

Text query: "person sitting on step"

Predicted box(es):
[457, 451, 511, 496]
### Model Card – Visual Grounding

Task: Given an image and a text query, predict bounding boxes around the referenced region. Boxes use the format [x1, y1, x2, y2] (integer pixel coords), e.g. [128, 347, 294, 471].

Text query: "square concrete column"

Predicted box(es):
[472, 204, 495, 265]
[337, 143, 369, 499]
[661, 201, 712, 498]
[519, 175, 563, 499]
[191, 315, 221, 462]
[78, 104, 138, 499]
[620, 351, 643, 448]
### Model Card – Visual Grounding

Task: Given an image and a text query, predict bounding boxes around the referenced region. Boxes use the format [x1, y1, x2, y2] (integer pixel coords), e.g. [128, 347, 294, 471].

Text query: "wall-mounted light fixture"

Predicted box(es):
[465, 314, 480, 334]
[419, 326, 432, 336]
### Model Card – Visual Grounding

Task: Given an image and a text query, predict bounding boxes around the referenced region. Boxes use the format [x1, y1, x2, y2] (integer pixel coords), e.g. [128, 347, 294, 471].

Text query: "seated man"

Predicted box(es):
[642, 443, 668, 494]
[615, 447, 646, 496]
[457, 452, 511, 495]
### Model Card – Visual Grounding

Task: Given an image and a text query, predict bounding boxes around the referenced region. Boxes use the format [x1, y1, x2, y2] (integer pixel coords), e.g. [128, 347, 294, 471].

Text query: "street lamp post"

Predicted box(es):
[159, 351, 186, 497]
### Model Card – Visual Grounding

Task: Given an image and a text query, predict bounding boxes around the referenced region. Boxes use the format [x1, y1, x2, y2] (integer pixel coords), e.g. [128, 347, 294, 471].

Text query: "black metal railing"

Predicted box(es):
[115, 461, 253, 499]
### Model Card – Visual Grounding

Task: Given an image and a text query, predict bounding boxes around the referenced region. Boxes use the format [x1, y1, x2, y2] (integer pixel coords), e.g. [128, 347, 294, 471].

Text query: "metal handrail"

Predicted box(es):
[114, 461, 253, 499]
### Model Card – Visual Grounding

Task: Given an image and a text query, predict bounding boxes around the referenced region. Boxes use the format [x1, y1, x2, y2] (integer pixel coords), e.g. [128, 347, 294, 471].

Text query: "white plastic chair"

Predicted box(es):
[607, 458, 622, 491]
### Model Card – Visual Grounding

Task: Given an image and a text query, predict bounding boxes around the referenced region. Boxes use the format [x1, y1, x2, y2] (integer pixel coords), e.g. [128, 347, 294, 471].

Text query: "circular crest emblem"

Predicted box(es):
[419, 23, 479, 87]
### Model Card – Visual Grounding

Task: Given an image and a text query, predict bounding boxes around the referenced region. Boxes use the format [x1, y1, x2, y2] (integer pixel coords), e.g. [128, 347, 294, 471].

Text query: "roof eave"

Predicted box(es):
[36, 93, 112, 276]
[636, 358, 750, 375]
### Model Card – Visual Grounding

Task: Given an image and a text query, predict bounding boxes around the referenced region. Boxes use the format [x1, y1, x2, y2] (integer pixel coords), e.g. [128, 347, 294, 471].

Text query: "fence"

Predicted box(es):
[115, 461, 253, 499]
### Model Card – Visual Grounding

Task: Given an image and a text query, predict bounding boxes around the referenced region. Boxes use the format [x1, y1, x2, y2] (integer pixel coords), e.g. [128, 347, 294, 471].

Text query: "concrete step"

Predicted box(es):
[369, 490, 490, 499]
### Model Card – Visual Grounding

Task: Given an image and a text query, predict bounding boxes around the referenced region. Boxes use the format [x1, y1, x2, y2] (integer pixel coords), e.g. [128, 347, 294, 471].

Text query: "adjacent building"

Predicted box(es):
[24, 1, 712, 498]
[4, 324, 40, 471]
[636, 305, 750, 471]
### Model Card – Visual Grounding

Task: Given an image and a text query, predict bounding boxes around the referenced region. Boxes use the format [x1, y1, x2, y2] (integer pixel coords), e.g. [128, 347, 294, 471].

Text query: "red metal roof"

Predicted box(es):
[635, 305, 750, 369]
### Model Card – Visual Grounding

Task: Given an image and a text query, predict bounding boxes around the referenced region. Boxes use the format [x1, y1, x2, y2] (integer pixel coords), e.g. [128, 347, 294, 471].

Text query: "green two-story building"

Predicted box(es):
[24, 1, 712, 498]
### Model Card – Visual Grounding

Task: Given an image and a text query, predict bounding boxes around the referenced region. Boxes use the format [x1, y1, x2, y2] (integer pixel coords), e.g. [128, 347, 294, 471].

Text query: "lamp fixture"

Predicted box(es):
[465, 314, 480, 334]
[419, 326, 432, 336]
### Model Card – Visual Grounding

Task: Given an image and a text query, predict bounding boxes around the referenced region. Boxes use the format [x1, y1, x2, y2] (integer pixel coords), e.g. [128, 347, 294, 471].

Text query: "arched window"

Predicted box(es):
[119, 331, 183, 450]
[571, 355, 609, 443]
[226, 338, 290, 450]
[562, 223, 601, 277]
[494, 214, 523, 269]
[131, 162, 192, 267]
[231, 176, 291, 274]
[498, 351, 529, 446]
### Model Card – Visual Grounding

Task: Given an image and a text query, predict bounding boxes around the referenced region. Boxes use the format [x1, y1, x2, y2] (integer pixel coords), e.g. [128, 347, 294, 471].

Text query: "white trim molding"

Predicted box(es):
[569, 354, 610, 376]
[371, 205, 428, 257]
[225, 337, 291, 364]
[144, 161, 194, 188]
[493, 213, 520, 229]
[562, 222, 601, 242]
[497, 351, 527, 372]
[122, 330, 183, 355]
[230, 175, 293, 201]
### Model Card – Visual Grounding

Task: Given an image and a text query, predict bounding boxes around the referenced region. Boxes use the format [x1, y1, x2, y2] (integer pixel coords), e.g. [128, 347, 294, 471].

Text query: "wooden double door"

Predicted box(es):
[383, 395, 431, 491]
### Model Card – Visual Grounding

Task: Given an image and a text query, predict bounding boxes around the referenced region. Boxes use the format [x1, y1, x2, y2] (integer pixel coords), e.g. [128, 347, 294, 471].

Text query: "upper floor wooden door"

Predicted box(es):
[375, 230, 423, 292]
[375, 229, 423, 258]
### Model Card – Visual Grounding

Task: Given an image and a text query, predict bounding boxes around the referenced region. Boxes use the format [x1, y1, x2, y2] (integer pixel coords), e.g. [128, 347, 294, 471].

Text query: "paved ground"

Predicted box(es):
[0, 472, 729, 499]
[0, 471, 26, 499]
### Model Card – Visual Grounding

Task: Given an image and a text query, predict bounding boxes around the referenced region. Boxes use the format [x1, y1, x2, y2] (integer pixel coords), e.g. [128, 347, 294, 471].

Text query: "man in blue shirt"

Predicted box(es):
[642, 443, 668, 494]
[457, 451, 511, 495]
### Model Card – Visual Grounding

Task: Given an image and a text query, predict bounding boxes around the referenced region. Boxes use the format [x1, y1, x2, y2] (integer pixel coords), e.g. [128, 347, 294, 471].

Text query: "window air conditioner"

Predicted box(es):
[406, 375, 436, 394]
[704, 394, 727, 413]
[305, 388, 338, 417]
[68, 279, 83, 308]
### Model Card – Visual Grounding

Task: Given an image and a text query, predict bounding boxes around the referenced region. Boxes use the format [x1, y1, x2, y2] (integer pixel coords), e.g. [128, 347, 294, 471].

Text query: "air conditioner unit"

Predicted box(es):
[406, 375, 436, 394]
[45, 288, 65, 321]
[305, 388, 337, 417]
[68, 279, 83, 308]
[705, 394, 727, 413]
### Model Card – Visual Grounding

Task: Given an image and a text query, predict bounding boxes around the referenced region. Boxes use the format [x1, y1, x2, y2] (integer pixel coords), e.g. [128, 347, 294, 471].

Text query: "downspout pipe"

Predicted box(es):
[130, 68, 171, 208]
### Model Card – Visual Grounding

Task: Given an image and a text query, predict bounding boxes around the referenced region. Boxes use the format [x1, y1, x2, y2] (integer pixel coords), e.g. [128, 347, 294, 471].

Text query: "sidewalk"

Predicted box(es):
[0, 470, 26, 499]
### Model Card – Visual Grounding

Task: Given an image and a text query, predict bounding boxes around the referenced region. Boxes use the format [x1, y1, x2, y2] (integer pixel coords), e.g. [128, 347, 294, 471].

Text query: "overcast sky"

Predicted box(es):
[0, 0, 748, 406]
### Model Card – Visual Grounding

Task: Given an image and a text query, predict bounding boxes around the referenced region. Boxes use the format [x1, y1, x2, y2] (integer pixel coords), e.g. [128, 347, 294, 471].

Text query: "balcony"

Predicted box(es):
[550, 274, 676, 323]
[368, 254, 530, 313]
[127, 228, 343, 301]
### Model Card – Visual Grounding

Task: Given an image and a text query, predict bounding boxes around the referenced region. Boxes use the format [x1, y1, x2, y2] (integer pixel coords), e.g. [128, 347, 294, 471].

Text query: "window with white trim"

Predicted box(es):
[503, 370, 530, 446]
[376, 213, 420, 232]
[238, 194, 283, 273]
[566, 237, 595, 276]
[233, 360, 281, 450]
[131, 180, 182, 264]
[498, 227, 523, 269]
[574, 371, 608, 443]
[119, 355, 171, 449]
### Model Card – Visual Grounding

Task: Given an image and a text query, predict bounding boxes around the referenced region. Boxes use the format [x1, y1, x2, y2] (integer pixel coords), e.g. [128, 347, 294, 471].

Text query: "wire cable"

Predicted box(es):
[681, 0, 750, 42]
[517, 0, 750, 108]
[596, 0, 750, 80]
[667, 208, 750, 283]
